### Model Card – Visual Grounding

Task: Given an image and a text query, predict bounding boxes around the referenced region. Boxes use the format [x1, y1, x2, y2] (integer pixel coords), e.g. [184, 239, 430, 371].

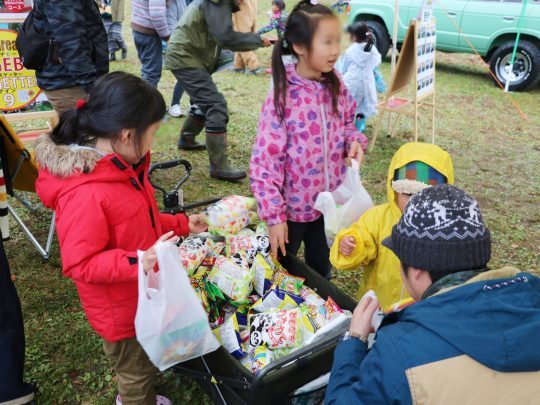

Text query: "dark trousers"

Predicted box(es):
[133, 30, 163, 87]
[172, 68, 228, 133]
[0, 234, 34, 402]
[171, 80, 184, 106]
[287, 216, 332, 279]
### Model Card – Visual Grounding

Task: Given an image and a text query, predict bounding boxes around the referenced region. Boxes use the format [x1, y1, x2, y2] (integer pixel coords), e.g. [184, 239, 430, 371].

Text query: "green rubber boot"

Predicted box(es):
[206, 132, 246, 181]
[178, 115, 206, 150]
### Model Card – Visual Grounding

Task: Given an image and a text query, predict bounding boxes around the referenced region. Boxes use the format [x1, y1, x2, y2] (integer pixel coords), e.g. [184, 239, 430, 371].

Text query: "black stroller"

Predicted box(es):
[150, 160, 357, 405]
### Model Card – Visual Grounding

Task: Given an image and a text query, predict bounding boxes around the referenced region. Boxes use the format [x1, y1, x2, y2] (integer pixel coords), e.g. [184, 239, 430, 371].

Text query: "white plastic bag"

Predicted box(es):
[314, 160, 373, 247]
[135, 242, 220, 371]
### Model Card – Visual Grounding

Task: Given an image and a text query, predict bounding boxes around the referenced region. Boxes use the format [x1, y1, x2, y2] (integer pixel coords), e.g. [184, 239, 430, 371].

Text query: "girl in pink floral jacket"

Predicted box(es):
[250, 0, 368, 278]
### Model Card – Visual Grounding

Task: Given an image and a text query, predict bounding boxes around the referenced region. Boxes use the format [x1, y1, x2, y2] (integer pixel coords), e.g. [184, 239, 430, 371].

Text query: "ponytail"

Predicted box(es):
[50, 108, 86, 146]
[271, 0, 341, 122]
[271, 37, 291, 122]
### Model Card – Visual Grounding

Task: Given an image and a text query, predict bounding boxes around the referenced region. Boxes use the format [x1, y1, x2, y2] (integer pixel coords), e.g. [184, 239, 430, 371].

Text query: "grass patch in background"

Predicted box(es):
[4, 0, 539, 402]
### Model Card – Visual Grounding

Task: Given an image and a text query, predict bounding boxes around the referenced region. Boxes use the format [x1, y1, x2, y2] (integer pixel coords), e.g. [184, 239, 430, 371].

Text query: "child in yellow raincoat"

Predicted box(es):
[330, 142, 455, 311]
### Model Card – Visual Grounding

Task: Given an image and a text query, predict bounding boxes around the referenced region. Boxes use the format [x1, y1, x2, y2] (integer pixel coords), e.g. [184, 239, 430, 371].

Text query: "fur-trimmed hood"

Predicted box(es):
[34, 135, 103, 178]
[35, 135, 147, 211]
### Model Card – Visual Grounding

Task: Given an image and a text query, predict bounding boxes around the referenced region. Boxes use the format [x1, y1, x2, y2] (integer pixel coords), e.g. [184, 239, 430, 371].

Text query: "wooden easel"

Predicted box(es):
[369, 18, 436, 151]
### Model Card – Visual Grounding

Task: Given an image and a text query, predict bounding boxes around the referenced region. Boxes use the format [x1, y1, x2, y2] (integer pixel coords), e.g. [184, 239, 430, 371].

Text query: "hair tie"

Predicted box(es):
[282, 39, 289, 49]
[75, 99, 87, 110]
[309, 0, 319, 4]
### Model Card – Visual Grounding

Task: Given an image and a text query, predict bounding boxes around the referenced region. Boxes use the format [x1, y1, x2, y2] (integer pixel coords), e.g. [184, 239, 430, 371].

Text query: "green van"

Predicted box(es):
[347, 0, 540, 90]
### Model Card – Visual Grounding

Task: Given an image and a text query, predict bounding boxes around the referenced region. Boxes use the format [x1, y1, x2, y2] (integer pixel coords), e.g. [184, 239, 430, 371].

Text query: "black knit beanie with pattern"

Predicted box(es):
[382, 184, 491, 272]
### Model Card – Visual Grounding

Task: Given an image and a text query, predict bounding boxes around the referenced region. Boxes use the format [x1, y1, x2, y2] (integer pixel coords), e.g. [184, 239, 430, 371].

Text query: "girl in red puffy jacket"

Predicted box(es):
[35, 72, 207, 405]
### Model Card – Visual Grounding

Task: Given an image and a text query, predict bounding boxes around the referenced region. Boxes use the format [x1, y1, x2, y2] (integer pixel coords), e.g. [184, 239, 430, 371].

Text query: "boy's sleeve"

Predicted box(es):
[330, 209, 379, 270]
[204, 0, 263, 51]
[56, 192, 139, 284]
[149, 0, 170, 38]
[342, 86, 368, 151]
[250, 89, 288, 226]
[325, 331, 411, 404]
[159, 213, 190, 237]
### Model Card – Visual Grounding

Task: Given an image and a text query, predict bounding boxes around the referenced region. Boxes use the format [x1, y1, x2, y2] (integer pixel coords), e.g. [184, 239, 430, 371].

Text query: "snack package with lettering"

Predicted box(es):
[178, 237, 210, 276]
[251, 288, 304, 313]
[253, 253, 276, 296]
[250, 345, 273, 375]
[299, 286, 326, 308]
[309, 297, 344, 329]
[272, 271, 305, 296]
[298, 305, 319, 342]
[213, 313, 247, 359]
[200, 240, 225, 268]
[208, 256, 254, 301]
[226, 234, 271, 264]
[205, 196, 260, 236]
[249, 308, 303, 349]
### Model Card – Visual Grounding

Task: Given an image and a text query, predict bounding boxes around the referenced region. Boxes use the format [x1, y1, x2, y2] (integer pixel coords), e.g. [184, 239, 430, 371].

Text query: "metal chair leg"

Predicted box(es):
[7, 203, 55, 261]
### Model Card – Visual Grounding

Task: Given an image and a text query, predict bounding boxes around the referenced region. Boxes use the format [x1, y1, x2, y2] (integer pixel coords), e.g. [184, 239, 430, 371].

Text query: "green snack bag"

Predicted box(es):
[208, 256, 254, 301]
[272, 271, 305, 296]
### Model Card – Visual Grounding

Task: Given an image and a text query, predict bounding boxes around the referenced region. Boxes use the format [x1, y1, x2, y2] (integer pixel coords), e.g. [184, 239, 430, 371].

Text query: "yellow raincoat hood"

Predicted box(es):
[330, 142, 454, 311]
[385, 142, 455, 216]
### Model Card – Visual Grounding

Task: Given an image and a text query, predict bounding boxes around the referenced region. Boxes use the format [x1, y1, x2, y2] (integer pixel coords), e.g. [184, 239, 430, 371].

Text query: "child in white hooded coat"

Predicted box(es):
[338, 22, 381, 131]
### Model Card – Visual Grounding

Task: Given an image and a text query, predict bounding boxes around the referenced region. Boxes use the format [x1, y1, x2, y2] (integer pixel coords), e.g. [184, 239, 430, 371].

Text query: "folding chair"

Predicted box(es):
[0, 115, 56, 261]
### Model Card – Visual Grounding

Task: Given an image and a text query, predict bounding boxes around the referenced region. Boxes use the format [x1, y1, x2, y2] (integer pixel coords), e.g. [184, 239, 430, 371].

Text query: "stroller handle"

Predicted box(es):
[148, 159, 192, 193]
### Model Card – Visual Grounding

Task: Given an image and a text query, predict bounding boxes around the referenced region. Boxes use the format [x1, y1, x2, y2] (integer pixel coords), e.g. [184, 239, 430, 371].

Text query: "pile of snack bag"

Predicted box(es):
[177, 196, 351, 376]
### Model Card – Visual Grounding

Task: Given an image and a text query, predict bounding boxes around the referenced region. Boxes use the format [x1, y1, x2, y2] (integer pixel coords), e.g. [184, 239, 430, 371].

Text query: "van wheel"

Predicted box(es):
[489, 40, 540, 91]
[364, 20, 391, 58]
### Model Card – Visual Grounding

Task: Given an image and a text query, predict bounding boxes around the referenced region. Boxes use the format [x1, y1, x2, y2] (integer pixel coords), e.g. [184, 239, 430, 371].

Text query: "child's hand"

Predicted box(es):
[269, 222, 289, 258]
[261, 37, 273, 47]
[188, 214, 208, 234]
[339, 236, 356, 256]
[348, 141, 364, 164]
[141, 231, 180, 274]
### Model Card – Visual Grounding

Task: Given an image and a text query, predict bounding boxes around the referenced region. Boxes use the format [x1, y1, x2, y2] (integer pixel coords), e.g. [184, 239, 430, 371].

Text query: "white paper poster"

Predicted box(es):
[416, 21, 436, 98]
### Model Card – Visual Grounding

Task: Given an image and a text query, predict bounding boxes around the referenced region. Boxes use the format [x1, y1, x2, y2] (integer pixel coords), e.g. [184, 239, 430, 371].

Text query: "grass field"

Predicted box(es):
[4, 1, 539, 403]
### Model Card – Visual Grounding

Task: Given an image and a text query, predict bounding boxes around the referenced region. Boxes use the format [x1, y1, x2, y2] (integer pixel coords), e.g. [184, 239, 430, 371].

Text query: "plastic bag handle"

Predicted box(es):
[347, 158, 360, 173]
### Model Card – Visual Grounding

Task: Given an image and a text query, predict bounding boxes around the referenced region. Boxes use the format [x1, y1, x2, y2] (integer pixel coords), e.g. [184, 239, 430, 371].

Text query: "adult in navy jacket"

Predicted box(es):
[325, 184, 540, 404]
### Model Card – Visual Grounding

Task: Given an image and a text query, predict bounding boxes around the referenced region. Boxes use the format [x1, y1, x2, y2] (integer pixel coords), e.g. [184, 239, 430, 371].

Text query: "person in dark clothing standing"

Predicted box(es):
[0, 232, 35, 403]
[33, 0, 109, 116]
[164, 0, 271, 182]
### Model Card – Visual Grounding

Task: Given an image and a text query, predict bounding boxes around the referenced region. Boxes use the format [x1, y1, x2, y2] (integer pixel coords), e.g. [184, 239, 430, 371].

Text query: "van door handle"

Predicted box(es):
[503, 16, 515, 21]
[448, 11, 457, 16]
